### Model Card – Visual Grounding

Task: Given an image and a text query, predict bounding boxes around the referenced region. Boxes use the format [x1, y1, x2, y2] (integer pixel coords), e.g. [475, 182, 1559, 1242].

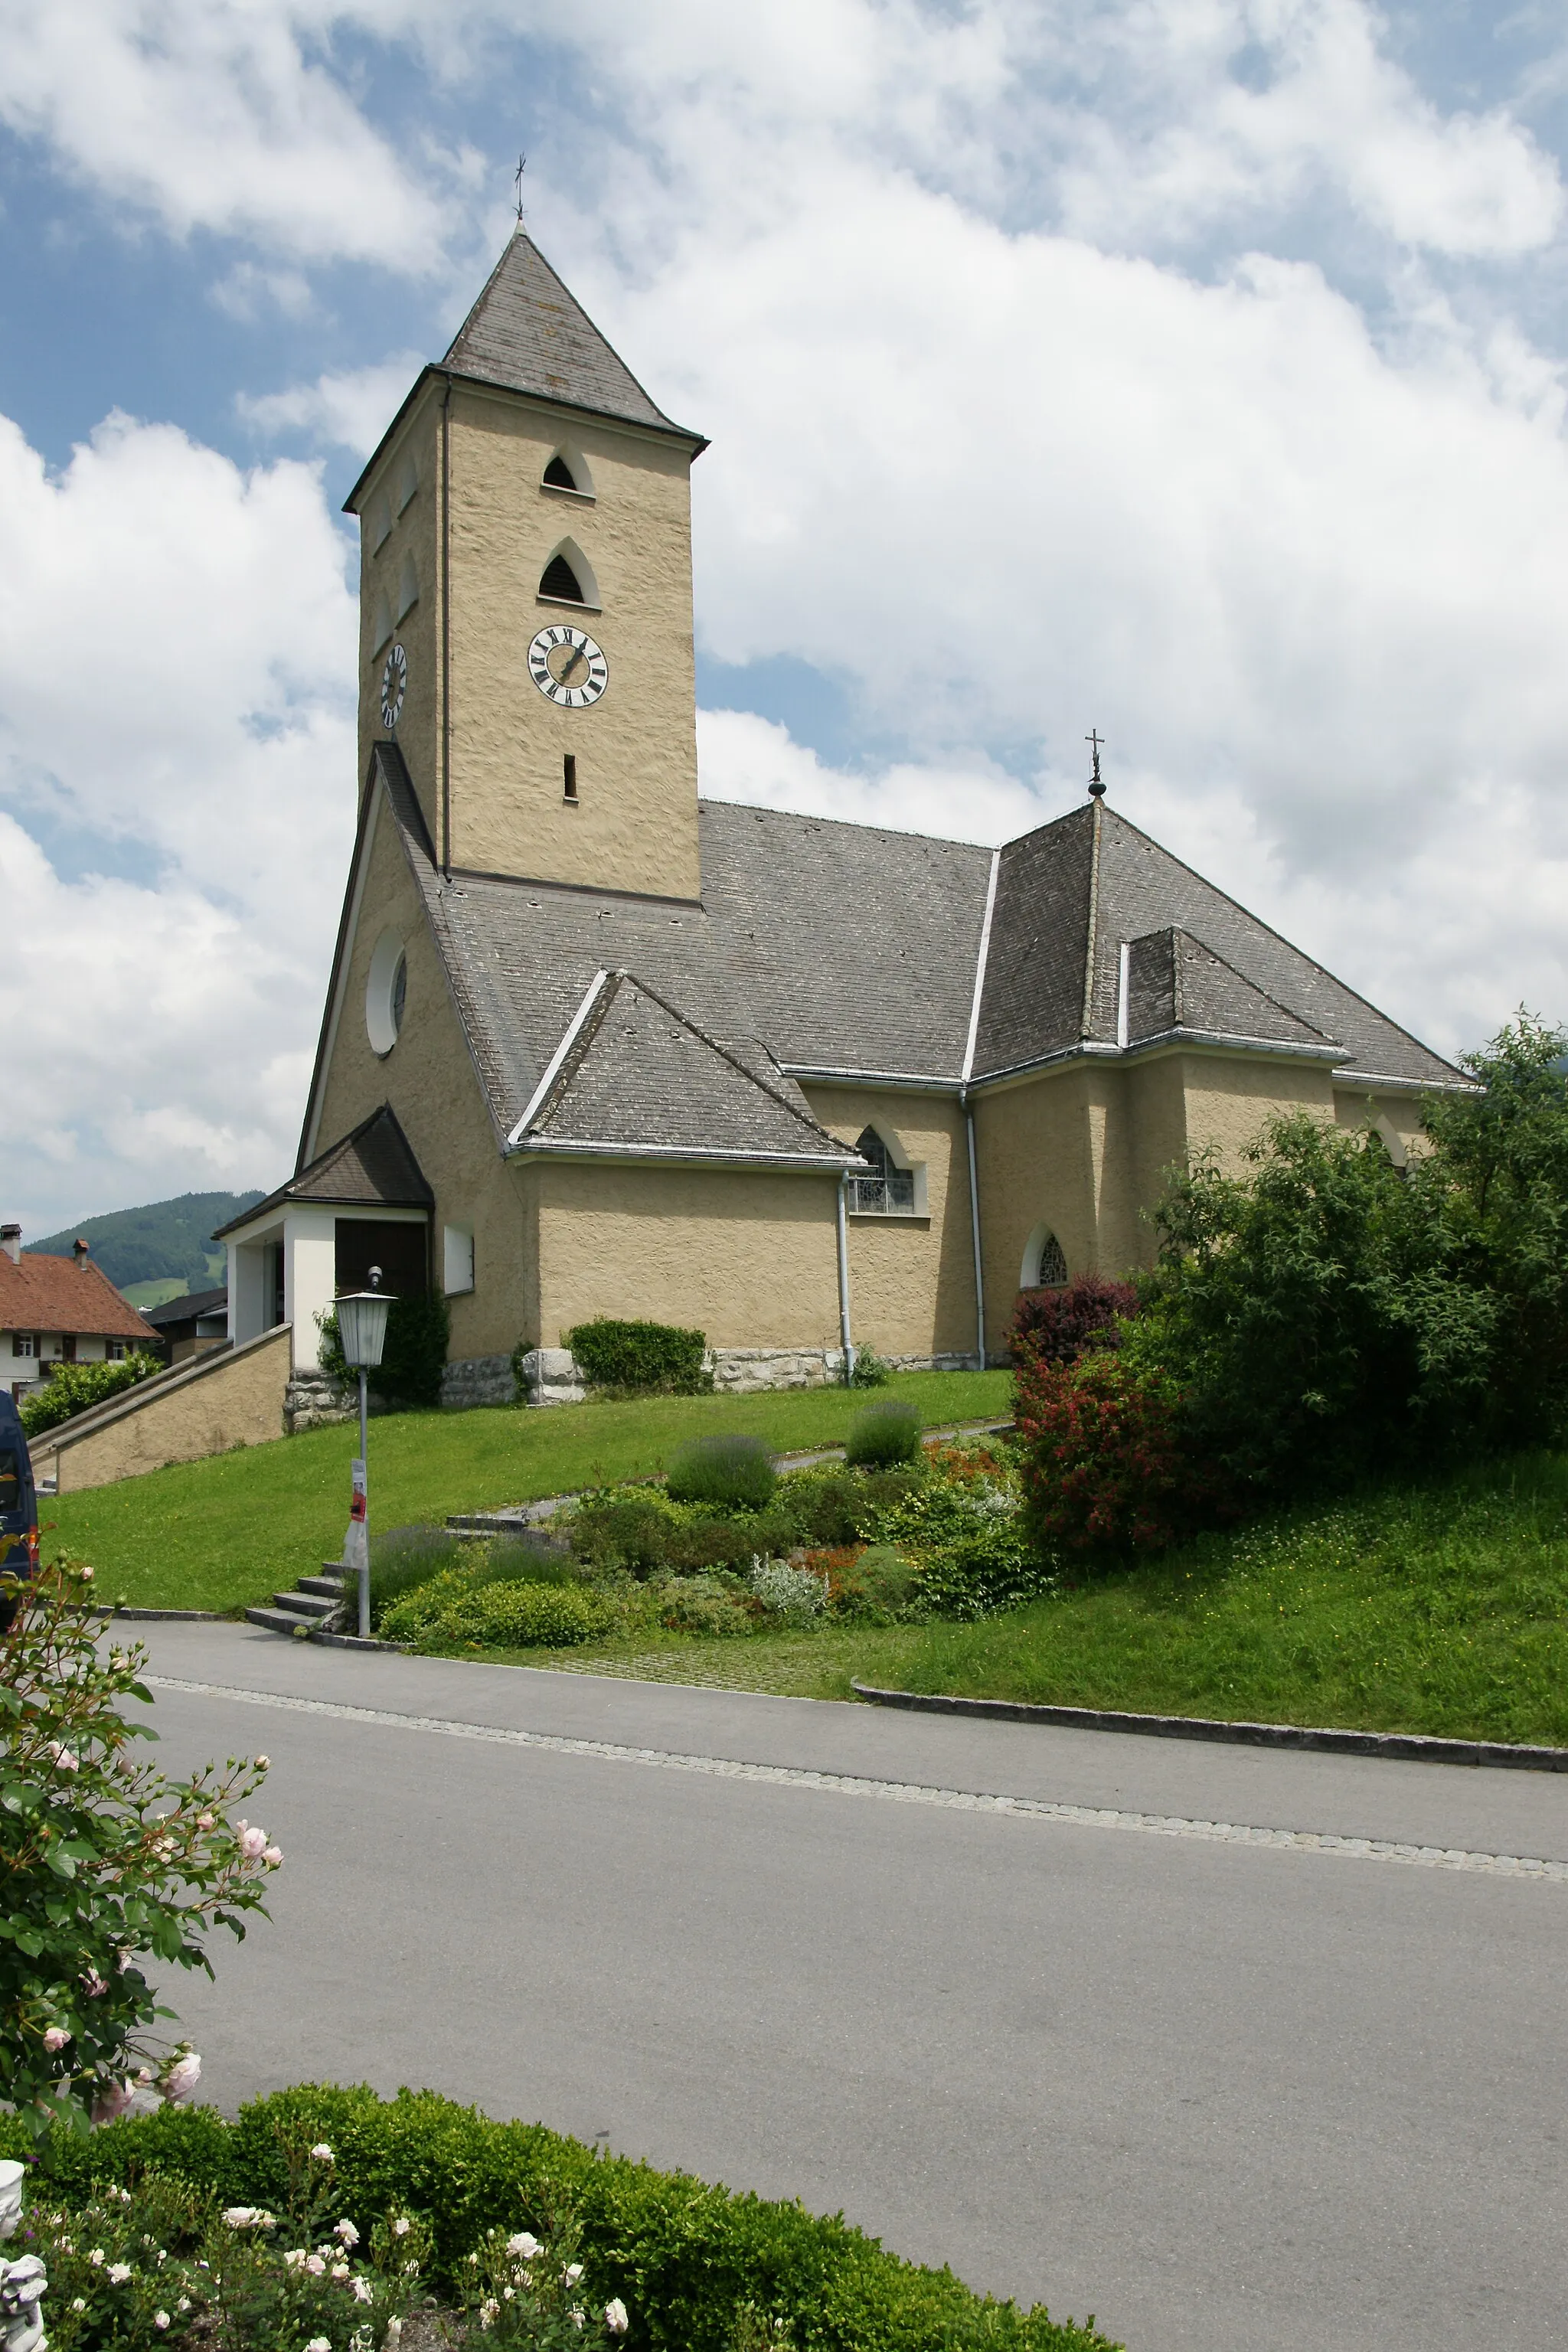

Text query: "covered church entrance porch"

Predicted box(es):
[215, 1106, 433, 1374]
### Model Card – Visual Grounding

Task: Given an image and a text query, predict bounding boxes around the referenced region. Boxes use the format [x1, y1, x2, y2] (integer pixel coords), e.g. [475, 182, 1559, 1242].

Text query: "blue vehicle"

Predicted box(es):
[0, 1391, 38, 1631]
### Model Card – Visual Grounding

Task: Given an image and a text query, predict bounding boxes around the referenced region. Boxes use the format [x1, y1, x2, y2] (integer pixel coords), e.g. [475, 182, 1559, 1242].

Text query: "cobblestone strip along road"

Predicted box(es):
[147, 1677, 1568, 1885]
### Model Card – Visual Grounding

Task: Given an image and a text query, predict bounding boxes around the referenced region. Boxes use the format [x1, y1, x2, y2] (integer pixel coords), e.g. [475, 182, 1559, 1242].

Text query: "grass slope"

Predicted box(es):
[514, 1452, 1568, 1747]
[44, 1371, 1011, 1613]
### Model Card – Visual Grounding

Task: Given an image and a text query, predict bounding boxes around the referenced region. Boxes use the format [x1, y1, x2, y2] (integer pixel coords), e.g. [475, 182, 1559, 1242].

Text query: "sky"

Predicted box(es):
[3, 0, 1568, 1233]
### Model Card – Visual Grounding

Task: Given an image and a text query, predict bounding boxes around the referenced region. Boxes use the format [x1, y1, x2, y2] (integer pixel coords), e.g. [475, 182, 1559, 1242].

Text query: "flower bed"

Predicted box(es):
[373, 1442, 1051, 1655]
[0, 2086, 1118, 2350]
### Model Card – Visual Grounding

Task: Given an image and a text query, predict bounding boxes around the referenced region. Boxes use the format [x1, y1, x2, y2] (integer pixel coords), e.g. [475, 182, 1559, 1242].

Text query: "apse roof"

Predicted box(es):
[223, 1104, 433, 1236]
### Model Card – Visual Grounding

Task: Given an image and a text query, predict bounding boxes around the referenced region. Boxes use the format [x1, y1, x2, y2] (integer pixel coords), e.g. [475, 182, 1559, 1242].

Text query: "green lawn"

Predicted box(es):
[43, 1371, 1011, 1613]
[514, 1450, 1568, 1747]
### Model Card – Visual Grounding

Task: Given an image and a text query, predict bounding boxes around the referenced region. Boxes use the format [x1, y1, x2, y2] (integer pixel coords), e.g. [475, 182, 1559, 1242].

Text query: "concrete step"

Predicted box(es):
[270, 1588, 337, 1619]
[245, 1605, 313, 1636]
[299, 1573, 345, 1598]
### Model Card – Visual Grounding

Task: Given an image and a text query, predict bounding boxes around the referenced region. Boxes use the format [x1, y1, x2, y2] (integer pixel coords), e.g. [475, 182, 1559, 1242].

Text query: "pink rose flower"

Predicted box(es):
[43, 2026, 71, 2052]
[90, 2080, 136, 2126]
[160, 2052, 201, 2103]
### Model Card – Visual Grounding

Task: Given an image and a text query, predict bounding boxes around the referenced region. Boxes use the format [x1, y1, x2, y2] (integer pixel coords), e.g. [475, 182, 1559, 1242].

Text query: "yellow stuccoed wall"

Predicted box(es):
[804, 1089, 978, 1360]
[972, 1048, 1341, 1357]
[531, 1158, 842, 1350]
[354, 397, 442, 848]
[310, 790, 534, 1361]
[446, 387, 701, 900]
[1334, 1087, 1431, 1166]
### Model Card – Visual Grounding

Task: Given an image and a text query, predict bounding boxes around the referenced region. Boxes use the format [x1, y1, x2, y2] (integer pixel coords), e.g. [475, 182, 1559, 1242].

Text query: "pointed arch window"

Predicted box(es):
[1028, 1229, 1067, 1287]
[848, 1126, 916, 1215]
[543, 455, 577, 491]
[539, 551, 586, 603]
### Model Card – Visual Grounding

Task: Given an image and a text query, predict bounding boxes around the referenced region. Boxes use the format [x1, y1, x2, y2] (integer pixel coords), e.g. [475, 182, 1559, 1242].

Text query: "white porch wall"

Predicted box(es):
[227, 1240, 272, 1346]
[285, 1210, 338, 1372]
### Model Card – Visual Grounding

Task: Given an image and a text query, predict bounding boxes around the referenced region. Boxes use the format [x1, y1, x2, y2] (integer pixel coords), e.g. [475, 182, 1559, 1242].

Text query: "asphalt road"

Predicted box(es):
[126, 1622, 1567, 2352]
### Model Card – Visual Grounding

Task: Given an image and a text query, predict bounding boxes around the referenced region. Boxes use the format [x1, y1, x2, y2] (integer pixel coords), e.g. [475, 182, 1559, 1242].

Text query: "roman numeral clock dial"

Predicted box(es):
[528, 625, 609, 708]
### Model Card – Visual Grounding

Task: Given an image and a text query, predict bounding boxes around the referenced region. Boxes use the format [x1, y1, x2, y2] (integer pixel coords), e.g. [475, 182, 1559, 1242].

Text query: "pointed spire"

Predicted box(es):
[443, 232, 702, 441]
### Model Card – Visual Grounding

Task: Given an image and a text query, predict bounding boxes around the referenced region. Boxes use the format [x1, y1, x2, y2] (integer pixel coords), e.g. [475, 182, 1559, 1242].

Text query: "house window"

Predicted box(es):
[848, 1127, 916, 1215]
[13, 1334, 34, 1360]
[539, 551, 586, 603]
[106, 1340, 126, 1362]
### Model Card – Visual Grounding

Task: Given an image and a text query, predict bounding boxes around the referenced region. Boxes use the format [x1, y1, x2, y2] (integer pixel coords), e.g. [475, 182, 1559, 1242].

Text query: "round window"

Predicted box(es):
[365, 930, 408, 1057]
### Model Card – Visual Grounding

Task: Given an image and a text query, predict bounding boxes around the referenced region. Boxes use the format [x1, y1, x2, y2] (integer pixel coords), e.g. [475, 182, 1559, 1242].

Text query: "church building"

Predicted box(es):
[219, 232, 1466, 1403]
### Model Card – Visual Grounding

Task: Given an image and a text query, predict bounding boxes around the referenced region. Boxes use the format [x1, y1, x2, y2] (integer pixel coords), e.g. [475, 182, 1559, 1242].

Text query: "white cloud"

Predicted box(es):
[0, 410, 357, 1230]
[0, 0, 460, 269]
[697, 709, 1043, 848]
[237, 355, 426, 456]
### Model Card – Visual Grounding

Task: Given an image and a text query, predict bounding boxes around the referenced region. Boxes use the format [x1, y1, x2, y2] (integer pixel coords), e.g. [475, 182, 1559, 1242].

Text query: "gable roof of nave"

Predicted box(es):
[305, 749, 1466, 1178]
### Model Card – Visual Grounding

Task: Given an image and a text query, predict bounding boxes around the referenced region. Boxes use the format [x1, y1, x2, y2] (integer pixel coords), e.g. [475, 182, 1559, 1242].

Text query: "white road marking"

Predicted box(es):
[144, 1676, 1567, 1884]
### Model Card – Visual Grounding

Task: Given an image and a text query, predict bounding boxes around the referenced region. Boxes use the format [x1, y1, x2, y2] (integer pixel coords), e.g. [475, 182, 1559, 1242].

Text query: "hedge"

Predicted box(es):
[0, 2085, 1118, 2351]
[564, 1317, 712, 1394]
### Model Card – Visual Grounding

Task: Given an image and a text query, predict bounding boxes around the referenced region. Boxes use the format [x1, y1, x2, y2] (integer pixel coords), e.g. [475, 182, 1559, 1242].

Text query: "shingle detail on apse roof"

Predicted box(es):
[519, 972, 862, 1164]
[971, 805, 1098, 1076]
[443, 233, 698, 439]
[1126, 929, 1342, 1055]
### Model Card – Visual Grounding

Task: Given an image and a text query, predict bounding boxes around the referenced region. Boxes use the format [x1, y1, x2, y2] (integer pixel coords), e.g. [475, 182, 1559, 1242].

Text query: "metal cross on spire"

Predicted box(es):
[1086, 729, 1106, 799]
[514, 152, 528, 224]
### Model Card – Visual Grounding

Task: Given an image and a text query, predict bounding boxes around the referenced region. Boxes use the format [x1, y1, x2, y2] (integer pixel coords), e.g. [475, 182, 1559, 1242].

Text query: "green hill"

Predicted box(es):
[25, 1189, 265, 1297]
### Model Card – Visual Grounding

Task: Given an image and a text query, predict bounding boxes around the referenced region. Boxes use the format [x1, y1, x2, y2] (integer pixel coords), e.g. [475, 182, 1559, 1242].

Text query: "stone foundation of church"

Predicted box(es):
[437, 1344, 985, 1411]
[283, 1370, 395, 1432]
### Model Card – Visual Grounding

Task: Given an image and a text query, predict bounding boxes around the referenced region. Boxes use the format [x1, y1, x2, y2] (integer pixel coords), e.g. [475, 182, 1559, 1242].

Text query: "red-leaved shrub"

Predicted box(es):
[1007, 1274, 1139, 1369]
[1014, 1349, 1211, 1553]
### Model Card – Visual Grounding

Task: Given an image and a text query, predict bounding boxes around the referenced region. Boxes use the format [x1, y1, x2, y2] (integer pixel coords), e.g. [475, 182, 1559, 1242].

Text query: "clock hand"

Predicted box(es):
[559, 642, 588, 682]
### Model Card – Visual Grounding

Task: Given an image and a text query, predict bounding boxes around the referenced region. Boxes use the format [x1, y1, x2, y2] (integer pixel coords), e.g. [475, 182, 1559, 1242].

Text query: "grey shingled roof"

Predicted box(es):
[443, 233, 700, 440]
[1126, 929, 1341, 1056]
[226, 1104, 432, 1235]
[343, 752, 1463, 1173]
[971, 804, 1463, 1088]
[524, 973, 858, 1164]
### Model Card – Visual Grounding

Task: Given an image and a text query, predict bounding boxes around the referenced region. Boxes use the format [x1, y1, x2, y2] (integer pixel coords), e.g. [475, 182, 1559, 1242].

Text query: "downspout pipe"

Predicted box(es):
[964, 1095, 985, 1370]
[836, 1171, 855, 1383]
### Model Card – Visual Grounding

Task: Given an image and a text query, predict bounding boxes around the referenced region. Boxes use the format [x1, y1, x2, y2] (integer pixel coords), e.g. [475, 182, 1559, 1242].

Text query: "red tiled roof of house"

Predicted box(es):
[1, 1253, 154, 1342]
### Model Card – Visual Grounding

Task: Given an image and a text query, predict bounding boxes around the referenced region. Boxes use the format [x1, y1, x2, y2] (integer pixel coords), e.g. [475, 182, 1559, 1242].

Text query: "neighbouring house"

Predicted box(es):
[0, 1226, 157, 1400]
[139, 1286, 230, 1367]
[212, 226, 1472, 1412]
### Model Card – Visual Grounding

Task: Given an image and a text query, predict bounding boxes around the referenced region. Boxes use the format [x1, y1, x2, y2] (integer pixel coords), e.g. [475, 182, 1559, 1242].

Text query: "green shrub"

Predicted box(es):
[318, 1290, 452, 1411]
[488, 1529, 580, 1586]
[368, 1523, 462, 1625]
[848, 1346, 892, 1387]
[0, 2085, 1116, 2349]
[383, 1575, 609, 1651]
[20, 1351, 162, 1437]
[566, 1317, 712, 1395]
[568, 1494, 680, 1575]
[866, 1446, 1051, 1619]
[666, 1433, 776, 1511]
[0, 1561, 276, 2135]
[663, 1517, 761, 1572]
[844, 1399, 922, 1467]
[654, 1576, 753, 1637]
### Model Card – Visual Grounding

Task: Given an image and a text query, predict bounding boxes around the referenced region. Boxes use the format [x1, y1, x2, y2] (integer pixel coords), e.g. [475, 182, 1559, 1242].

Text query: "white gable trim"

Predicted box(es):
[961, 848, 1000, 1086]
[505, 968, 610, 1147]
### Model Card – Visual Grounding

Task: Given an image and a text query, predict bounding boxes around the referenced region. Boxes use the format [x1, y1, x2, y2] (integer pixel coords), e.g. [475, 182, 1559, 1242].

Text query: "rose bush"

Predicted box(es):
[0, 1557, 278, 2137]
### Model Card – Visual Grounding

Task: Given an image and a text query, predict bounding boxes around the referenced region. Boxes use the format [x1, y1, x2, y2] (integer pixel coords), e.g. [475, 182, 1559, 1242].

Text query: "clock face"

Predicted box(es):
[381, 642, 407, 730]
[528, 625, 608, 708]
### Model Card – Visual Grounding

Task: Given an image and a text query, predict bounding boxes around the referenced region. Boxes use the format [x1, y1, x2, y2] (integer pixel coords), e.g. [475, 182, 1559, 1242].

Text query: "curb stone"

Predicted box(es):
[850, 1681, 1568, 1774]
[115, 1607, 226, 1621]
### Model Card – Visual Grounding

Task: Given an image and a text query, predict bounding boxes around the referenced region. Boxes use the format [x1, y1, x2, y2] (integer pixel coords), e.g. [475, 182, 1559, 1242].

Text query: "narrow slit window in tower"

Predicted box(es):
[563, 754, 579, 803]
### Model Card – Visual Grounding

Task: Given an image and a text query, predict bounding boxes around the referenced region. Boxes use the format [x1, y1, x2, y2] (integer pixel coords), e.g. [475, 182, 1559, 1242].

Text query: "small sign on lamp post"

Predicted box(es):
[335, 1268, 393, 1639]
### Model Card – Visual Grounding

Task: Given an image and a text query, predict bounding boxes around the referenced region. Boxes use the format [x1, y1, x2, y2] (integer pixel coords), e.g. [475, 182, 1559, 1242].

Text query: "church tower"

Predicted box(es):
[344, 234, 708, 902]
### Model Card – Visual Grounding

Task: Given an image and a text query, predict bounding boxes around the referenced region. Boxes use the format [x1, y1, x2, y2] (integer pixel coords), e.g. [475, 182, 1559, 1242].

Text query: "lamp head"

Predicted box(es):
[335, 1266, 394, 1369]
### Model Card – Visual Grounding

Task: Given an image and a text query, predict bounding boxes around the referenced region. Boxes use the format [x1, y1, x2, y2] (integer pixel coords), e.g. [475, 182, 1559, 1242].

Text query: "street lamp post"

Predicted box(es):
[334, 1268, 393, 1640]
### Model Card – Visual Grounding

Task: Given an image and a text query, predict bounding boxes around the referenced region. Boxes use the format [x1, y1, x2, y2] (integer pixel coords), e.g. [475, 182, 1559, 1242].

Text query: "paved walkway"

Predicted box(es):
[130, 1622, 1568, 2352]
